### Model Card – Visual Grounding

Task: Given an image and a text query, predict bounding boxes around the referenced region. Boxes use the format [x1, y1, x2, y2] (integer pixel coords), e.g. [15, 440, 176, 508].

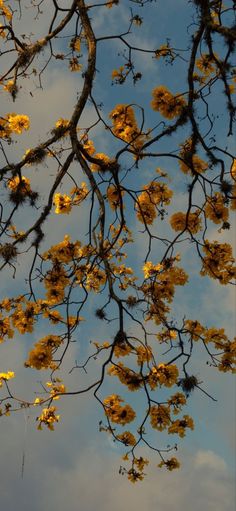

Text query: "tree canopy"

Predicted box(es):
[0, 0, 235, 484]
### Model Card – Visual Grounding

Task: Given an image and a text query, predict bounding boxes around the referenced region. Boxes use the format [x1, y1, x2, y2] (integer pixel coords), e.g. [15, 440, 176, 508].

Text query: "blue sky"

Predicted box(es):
[0, 0, 235, 509]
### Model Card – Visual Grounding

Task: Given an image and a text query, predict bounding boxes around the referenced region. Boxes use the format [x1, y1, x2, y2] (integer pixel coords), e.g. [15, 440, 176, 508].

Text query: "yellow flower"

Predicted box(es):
[204, 193, 229, 224]
[117, 431, 136, 446]
[168, 415, 194, 437]
[7, 175, 31, 194]
[53, 193, 72, 214]
[143, 261, 163, 279]
[69, 57, 82, 72]
[200, 240, 236, 284]
[151, 86, 186, 119]
[37, 406, 60, 431]
[3, 80, 17, 95]
[0, 371, 15, 382]
[170, 211, 202, 234]
[158, 457, 180, 471]
[196, 54, 216, 76]
[150, 405, 171, 431]
[70, 37, 81, 53]
[0, 1, 12, 20]
[7, 114, 30, 134]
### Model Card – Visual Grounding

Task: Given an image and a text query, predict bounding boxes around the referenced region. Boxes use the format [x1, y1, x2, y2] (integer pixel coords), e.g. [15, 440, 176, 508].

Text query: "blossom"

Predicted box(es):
[7, 175, 31, 195]
[37, 406, 60, 430]
[170, 211, 202, 234]
[0, 371, 15, 387]
[53, 193, 72, 214]
[69, 57, 82, 72]
[150, 405, 171, 431]
[158, 457, 180, 471]
[196, 54, 216, 75]
[204, 193, 229, 224]
[7, 114, 30, 134]
[168, 415, 194, 437]
[117, 431, 136, 446]
[200, 240, 236, 284]
[151, 86, 186, 119]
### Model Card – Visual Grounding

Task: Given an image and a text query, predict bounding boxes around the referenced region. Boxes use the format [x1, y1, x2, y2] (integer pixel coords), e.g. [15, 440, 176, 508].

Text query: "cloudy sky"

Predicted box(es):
[0, 1, 235, 509]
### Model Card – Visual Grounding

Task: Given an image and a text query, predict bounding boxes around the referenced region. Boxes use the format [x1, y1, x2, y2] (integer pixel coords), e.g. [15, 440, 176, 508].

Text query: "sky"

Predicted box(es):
[0, 1, 235, 509]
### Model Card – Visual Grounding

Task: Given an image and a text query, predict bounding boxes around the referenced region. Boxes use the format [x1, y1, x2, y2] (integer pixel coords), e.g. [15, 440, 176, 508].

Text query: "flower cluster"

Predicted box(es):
[204, 193, 229, 224]
[103, 394, 136, 425]
[0, 113, 30, 138]
[136, 182, 172, 224]
[200, 241, 236, 284]
[25, 335, 63, 370]
[109, 104, 146, 152]
[170, 211, 202, 234]
[148, 363, 179, 389]
[37, 406, 60, 430]
[151, 86, 186, 119]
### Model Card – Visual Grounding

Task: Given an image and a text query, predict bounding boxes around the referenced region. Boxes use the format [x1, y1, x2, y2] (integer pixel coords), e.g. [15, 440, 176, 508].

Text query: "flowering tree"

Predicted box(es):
[0, 0, 235, 483]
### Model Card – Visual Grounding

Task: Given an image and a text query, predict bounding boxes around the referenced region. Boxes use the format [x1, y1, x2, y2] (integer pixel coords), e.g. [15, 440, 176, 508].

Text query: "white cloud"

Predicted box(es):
[194, 449, 227, 472]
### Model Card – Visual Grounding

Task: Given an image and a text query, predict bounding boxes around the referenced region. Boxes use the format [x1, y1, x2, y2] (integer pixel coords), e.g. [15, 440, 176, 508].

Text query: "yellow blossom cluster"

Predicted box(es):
[184, 319, 205, 340]
[2, 79, 17, 95]
[168, 415, 194, 437]
[25, 334, 63, 370]
[136, 182, 173, 224]
[179, 138, 208, 175]
[113, 340, 132, 358]
[0, 314, 14, 342]
[46, 380, 66, 400]
[0, 114, 30, 138]
[143, 261, 163, 279]
[158, 457, 180, 471]
[70, 37, 81, 53]
[53, 193, 72, 214]
[43, 235, 81, 264]
[0, 371, 14, 387]
[135, 345, 153, 365]
[103, 394, 136, 425]
[69, 57, 82, 72]
[196, 54, 216, 76]
[71, 182, 88, 204]
[54, 118, 70, 134]
[75, 263, 106, 292]
[53, 182, 88, 214]
[155, 44, 174, 60]
[142, 261, 188, 325]
[0, 0, 12, 20]
[170, 211, 202, 234]
[44, 262, 68, 304]
[107, 185, 124, 210]
[111, 66, 129, 84]
[11, 301, 40, 334]
[156, 328, 177, 343]
[217, 339, 236, 373]
[148, 363, 179, 389]
[200, 240, 236, 284]
[204, 193, 229, 224]
[37, 406, 60, 430]
[110, 263, 136, 291]
[151, 86, 186, 119]
[108, 363, 143, 391]
[109, 104, 146, 152]
[150, 405, 171, 430]
[168, 392, 187, 415]
[7, 175, 31, 198]
[117, 431, 136, 446]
